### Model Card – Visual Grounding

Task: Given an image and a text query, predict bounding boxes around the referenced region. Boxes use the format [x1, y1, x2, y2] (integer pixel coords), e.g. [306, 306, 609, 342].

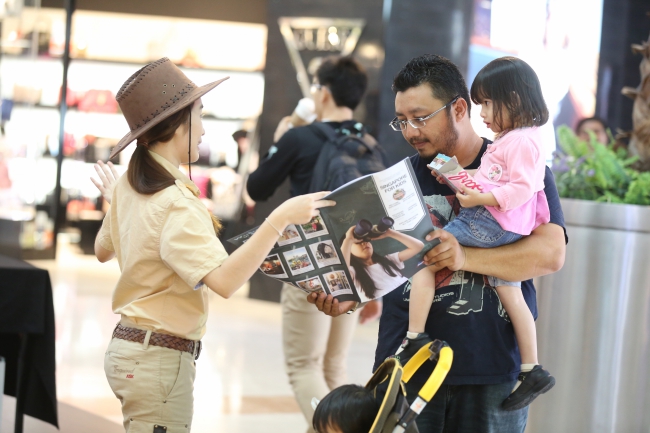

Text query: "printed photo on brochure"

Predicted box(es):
[294, 275, 326, 295]
[259, 254, 289, 279]
[277, 224, 302, 246]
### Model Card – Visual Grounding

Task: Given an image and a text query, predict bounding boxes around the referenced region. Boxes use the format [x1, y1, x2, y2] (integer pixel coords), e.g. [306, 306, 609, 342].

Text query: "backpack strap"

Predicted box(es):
[308, 122, 376, 156]
[307, 123, 339, 193]
[307, 122, 381, 193]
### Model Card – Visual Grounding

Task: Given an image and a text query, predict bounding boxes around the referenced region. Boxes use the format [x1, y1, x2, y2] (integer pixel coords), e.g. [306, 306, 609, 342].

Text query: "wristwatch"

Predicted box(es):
[346, 301, 361, 314]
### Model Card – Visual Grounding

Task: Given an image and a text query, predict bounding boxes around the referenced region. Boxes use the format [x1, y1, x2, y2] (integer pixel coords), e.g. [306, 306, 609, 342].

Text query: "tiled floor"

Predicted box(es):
[15, 236, 379, 433]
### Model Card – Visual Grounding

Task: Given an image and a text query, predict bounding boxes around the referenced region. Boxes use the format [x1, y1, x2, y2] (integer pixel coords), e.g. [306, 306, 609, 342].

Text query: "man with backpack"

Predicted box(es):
[247, 55, 386, 432]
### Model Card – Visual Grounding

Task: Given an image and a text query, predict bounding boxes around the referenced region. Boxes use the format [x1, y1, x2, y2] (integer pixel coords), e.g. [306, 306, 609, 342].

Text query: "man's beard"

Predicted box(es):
[410, 112, 459, 159]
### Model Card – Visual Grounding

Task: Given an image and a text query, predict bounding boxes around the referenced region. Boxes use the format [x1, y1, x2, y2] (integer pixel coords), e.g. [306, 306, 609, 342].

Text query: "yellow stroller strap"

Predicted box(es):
[392, 342, 454, 432]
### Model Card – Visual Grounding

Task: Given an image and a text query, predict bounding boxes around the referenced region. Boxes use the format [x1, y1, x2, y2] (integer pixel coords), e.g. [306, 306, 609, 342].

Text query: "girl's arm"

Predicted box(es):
[91, 160, 119, 262]
[202, 192, 335, 299]
[378, 229, 424, 262]
[485, 135, 541, 211]
[458, 135, 543, 210]
[340, 226, 356, 267]
[89, 161, 335, 296]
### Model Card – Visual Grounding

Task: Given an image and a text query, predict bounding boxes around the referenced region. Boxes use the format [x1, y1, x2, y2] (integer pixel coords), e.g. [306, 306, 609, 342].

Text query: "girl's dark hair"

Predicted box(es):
[127, 105, 192, 195]
[312, 385, 379, 433]
[341, 235, 403, 300]
[317, 243, 333, 259]
[470, 56, 549, 130]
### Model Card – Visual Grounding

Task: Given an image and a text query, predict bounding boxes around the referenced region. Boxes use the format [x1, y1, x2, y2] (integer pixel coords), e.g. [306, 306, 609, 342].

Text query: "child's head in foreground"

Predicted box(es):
[312, 384, 380, 433]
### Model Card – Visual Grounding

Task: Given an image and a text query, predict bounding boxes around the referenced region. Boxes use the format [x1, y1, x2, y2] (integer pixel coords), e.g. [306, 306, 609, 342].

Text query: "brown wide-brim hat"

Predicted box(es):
[109, 57, 229, 160]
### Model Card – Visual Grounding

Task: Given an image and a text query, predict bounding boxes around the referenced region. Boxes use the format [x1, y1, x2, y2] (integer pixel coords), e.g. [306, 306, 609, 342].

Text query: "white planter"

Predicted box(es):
[527, 198, 650, 432]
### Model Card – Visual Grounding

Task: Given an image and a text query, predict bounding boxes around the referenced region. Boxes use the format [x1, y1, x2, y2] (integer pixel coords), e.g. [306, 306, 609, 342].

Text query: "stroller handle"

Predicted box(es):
[393, 341, 453, 432]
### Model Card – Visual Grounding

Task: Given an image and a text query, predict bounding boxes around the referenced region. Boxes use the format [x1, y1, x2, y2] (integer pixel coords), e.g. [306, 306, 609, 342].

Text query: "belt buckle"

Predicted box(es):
[194, 340, 202, 360]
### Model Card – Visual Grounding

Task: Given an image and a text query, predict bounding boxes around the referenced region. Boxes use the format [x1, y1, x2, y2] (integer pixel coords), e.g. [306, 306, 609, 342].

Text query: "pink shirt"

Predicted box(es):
[474, 127, 550, 236]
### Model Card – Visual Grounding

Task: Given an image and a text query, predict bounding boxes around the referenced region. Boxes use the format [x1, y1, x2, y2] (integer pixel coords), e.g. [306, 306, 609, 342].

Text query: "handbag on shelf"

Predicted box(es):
[78, 90, 118, 113]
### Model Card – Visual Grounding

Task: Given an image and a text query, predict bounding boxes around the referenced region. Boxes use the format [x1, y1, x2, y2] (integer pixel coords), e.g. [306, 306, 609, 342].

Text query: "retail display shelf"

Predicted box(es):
[0, 52, 264, 73]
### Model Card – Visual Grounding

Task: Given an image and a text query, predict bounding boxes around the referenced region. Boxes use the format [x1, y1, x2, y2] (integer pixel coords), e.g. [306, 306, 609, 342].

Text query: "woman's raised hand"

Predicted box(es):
[91, 160, 120, 204]
[272, 192, 336, 227]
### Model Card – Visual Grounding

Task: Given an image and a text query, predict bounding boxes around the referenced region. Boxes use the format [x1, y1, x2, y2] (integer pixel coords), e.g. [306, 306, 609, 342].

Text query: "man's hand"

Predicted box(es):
[91, 161, 120, 204]
[359, 299, 382, 324]
[422, 229, 466, 273]
[306, 291, 356, 317]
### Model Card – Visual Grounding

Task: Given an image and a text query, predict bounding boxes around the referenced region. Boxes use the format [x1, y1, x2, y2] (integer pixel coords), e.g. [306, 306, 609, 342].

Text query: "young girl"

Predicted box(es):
[399, 56, 555, 410]
[93, 58, 334, 431]
[340, 225, 424, 302]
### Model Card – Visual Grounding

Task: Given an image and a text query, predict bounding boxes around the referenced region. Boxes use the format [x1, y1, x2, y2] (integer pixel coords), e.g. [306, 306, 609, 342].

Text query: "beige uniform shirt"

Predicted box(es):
[98, 151, 228, 340]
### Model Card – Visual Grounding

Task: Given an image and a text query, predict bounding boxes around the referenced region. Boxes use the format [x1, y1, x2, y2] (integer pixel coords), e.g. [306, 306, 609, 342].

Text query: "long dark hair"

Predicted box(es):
[317, 242, 334, 259]
[341, 235, 403, 299]
[127, 104, 222, 234]
[470, 56, 549, 131]
[312, 384, 379, 433]
[127, 105, 192, 195]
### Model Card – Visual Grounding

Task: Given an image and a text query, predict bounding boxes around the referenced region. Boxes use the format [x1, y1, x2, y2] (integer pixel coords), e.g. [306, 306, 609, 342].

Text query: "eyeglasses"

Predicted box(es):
[310, 83, 324, 92]
[389, 95, 460, 131]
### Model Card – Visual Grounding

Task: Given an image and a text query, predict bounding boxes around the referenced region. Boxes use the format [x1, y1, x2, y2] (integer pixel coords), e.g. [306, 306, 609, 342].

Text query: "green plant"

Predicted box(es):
[552, 125, 650, 205]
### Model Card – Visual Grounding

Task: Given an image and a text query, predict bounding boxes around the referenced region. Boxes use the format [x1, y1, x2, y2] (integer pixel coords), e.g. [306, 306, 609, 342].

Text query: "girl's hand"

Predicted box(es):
[456, 185, 483, 208]
[90, 161, 120, 204]
[346, 226, 367, 244]
[272, 192, 336, 228]
[456, 186, 498, 208]
[372, 228, 394, 240]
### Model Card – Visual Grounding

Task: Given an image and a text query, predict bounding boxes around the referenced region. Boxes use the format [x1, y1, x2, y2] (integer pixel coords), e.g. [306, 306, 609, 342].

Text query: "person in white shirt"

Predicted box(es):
[340, 226, 424, 302]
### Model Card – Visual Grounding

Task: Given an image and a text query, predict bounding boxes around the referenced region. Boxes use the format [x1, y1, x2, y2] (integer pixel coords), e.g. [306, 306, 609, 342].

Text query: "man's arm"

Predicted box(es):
[246, 130, 299, 201]
[424, 222, 565, 281]
[308, 222, 565, 317]
[426, 166, 567, 281]
[467, 222, 565, 280]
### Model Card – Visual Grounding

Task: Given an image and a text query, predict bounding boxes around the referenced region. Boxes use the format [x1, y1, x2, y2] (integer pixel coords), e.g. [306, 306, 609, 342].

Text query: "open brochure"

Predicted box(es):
[228, 158, 441, 303]
[427, 153, 483, 194]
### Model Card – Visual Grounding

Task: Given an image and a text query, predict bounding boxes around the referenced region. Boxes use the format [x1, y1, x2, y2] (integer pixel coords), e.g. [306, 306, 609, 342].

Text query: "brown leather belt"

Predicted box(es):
[112, 323, 202, 360]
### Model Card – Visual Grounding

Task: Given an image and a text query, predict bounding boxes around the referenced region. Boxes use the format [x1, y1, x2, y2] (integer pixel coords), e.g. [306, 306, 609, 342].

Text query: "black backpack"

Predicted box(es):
[307, 122, 387, 193]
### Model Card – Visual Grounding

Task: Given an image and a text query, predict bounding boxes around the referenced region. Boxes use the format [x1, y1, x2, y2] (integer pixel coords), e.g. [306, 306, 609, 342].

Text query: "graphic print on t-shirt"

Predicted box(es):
[421, 194, 506, 318]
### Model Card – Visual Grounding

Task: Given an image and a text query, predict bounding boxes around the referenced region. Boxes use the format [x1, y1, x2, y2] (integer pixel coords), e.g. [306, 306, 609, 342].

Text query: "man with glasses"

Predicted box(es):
[309, 54, 567, 432]
[247, 55, 382, 433]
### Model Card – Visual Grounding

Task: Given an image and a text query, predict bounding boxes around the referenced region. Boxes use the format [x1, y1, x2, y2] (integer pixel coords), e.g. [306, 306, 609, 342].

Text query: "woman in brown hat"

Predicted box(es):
[93, 58, 334, 432]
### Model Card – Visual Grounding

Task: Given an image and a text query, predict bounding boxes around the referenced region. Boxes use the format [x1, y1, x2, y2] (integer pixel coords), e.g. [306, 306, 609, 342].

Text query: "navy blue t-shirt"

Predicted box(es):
[374, 138, 567, 386]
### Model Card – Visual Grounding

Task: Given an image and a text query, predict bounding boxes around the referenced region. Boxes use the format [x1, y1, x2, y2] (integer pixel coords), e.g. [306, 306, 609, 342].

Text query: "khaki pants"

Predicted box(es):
[281, 285, 359, 432]
[104, 336, 196, 432]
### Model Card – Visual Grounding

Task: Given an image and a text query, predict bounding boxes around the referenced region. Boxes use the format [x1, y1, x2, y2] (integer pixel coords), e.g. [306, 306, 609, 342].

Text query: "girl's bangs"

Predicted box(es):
[470, 77, 490, 105]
